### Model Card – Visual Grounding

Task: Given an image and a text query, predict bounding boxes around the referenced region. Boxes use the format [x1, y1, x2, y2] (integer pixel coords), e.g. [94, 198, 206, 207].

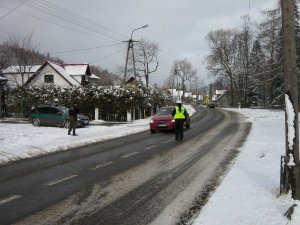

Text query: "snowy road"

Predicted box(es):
[0, 107, 250, 225]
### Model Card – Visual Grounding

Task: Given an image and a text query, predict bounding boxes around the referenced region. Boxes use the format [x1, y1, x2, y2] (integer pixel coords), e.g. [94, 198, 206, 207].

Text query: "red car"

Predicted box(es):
[150, 106, 190, 133]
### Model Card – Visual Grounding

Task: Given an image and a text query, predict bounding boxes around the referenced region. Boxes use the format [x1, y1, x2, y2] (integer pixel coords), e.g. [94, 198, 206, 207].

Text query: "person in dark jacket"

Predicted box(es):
[172, 100, 188, 141]
[68, 103, 79, 135]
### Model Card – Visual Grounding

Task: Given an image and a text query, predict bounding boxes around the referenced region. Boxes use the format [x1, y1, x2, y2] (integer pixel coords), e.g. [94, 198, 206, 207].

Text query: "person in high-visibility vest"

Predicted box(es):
[172, 100, 188, 141]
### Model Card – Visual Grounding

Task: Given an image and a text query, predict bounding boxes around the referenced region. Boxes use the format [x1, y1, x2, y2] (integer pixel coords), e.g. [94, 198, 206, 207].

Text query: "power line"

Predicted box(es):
[37, 0, 128, 40]
[0, 0, 128, 43]
[0, 4, 124, 44]
[25, 0, 127, 42]
[0, 4, 101, 39]
[0, 0, 29, 20]
[25, 1, 122, 42]
[89, 47, 126, 64]
[0, 3, 127, 67]
[50, 43, 123, 54]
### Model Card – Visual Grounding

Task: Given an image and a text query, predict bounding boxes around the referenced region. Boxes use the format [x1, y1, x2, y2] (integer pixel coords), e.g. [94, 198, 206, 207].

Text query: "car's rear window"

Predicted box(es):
[157, 107, 173, 116]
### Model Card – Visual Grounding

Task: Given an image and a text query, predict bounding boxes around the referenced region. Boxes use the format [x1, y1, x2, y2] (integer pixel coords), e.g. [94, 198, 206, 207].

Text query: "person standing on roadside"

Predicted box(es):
[172, 100, 187, 141]
[68, 103, 79, 136]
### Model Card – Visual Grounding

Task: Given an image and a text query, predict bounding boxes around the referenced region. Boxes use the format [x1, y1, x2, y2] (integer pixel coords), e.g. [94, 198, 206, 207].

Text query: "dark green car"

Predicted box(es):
[30, 105, 89, 128]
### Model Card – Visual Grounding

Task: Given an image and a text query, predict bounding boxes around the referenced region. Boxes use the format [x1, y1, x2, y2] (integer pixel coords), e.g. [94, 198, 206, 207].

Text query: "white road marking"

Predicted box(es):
[145, 145, 156, 150]
[120, 152, 139, 159]
[44, 175, 78, 186]
[88, 161, 113, 171]
[0, 195, 22, 206]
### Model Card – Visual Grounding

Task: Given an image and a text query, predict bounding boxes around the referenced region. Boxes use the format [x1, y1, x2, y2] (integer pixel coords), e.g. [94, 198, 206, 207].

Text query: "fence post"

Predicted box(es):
[127, 110, 132, 122]
[94, 108, 99, 120]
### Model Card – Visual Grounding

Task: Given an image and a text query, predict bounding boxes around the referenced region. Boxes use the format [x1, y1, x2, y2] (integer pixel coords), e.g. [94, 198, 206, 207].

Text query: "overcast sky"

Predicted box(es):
[0, 0, 277, 86]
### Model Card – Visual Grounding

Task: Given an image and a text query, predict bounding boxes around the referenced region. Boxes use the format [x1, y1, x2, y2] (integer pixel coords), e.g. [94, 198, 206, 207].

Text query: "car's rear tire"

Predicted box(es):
[63, 120, 70, 129]
[32, 118, 41, 127]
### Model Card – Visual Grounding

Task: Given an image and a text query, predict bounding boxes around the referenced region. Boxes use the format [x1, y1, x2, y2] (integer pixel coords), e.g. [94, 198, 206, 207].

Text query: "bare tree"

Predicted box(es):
[163, 73, 175, 89]
[237, 15, 254, 107]
[205, 29, 240, 106]
[5, 32, 41, 116]
[171, 59, 197, 102]
[163, 70, 179, 98]
[189, 76, 204, 99]
[135, 38, 159, 88]
[7, 32, 40, 86]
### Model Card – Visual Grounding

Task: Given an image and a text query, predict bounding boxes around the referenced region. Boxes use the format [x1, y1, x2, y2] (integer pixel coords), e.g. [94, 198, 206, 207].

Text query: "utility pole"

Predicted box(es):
[174, 69, 180, 100]
[281, 0, 300, 200]
[123, 25, 148, 84]
[123, 39, 135, 84]
[171, 69, 177, 98]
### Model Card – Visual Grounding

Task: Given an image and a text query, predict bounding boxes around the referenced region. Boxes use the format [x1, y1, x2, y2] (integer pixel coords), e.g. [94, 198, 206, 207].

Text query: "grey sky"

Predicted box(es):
[0, 0, 277, 86]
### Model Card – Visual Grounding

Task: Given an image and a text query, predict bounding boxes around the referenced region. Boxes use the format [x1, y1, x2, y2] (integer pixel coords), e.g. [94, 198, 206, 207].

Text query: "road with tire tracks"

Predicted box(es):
[0, 106, 250, 225]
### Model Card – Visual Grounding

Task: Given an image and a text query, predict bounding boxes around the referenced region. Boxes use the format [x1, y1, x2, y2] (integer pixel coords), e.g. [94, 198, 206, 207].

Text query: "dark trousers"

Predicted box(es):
[175, 119, 184, 140]
[68, 116, 77, 134]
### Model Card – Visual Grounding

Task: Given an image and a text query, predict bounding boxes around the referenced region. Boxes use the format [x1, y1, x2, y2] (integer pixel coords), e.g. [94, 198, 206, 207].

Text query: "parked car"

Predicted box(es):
[30, 104, 89, 128]
[150, 106, 190, 133]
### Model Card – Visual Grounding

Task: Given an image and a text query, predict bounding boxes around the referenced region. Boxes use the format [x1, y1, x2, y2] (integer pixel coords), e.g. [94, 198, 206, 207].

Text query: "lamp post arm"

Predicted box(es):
[131, 24, 149, 39]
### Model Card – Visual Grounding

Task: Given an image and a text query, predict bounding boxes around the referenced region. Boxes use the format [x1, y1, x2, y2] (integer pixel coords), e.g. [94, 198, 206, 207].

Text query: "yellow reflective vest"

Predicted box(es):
[174, 106, 185, 119]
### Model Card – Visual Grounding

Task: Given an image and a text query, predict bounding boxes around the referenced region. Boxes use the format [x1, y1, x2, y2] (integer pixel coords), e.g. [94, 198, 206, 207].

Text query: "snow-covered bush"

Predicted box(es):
[6, 85, 173, 119]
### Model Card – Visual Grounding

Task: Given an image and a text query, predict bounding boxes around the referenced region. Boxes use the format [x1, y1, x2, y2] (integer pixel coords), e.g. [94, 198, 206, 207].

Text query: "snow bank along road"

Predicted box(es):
[0, 106, 250, 225]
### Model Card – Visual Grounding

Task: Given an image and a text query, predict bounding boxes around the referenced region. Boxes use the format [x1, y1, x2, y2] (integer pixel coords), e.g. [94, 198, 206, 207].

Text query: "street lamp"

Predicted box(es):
[124, 24, 149, 84]
[131, 24, 149, 39]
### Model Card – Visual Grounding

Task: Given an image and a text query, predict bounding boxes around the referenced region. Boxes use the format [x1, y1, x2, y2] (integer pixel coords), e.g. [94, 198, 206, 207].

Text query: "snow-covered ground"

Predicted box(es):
[193, 108, 300, 225]
[0, 117, 150, 165]
[0, 105, 196, 165]
[0, 106, 300, 224]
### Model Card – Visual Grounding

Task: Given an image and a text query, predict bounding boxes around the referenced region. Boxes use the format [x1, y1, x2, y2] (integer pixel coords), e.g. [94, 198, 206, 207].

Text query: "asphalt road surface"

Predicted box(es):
[0, 106, 250, 225]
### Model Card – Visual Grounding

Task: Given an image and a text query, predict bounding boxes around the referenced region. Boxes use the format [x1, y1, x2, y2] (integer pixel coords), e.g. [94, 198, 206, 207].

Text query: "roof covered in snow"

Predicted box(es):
[46, 61, 80, 86]
[90, 74, 100, 79]
[3, 65, 41, 74]
[4, 61, 94, 87]
[61, 64, 91, 76]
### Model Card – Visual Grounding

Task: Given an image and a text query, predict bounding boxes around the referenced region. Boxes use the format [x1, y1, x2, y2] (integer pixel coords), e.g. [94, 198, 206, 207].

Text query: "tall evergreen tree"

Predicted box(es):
[249, 39, 266, 106]
[257, 8, 283, 106]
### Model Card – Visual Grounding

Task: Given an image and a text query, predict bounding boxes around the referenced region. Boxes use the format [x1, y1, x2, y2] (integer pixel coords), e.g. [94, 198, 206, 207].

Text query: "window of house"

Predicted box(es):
[44, 75, 54, 83]
[81, 75, 88, 82]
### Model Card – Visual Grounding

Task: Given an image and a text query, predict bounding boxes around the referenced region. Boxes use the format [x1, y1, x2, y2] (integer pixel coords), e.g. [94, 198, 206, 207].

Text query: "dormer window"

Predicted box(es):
[44, 75, 54, 83]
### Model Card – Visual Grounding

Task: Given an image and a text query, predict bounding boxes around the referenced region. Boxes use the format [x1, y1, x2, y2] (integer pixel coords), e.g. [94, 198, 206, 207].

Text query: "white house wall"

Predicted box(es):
[71, 75, 82, 84]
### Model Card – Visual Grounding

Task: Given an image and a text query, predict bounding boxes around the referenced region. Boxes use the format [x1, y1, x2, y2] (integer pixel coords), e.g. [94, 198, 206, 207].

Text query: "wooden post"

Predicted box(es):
[281, 0, 300, 199]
